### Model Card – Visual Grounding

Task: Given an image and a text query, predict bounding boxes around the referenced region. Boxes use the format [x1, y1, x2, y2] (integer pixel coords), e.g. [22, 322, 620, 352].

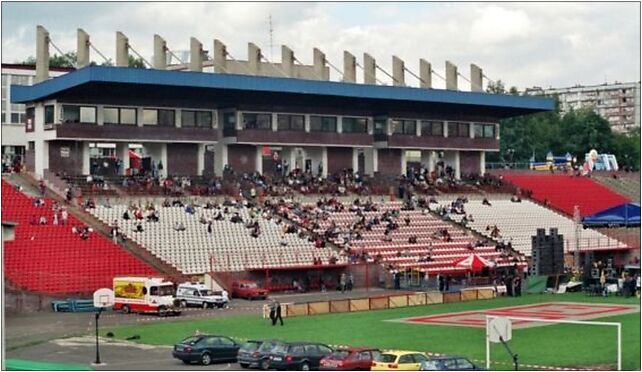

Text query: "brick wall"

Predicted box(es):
[48, 140, 82, 174]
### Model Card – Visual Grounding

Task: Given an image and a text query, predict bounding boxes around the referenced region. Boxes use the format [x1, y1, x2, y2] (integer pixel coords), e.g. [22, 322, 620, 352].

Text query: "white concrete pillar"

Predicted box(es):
[352, 148, 359, 172]
[443, 121, 449, 138]
[248, 43, 261, 75]
[197, 143, 205, 176]
[77, 28, 90, 68]
[480, 151, 486, 176]
[116, 142, 129, 175]
[175, 110, 182, 128]
[288, 148, 296, 172]
[392, 55, 405, 86]
[471, 64, 483, 92]
[313, 48, 329, 80]
[214, 143, 228, 176]
[363, 53, 376, 85]
[36, 26, 50, 83]
[416, 120, 421, 136]
[454, 151, 461, 179]
[470, 123, 475, 139]
[337, 116, 343, 134]
[160, 143, 168, 178]
[373, 148, 379, 173]
[420, 59, 432, 88]
[190, 37, 203, 72]
[282, 45, 295, 77]
[364, 148, 375, 176]
[304, 114, 311, 133]
[422, 151, 436, 173]
[496, 124, 500, 140]
[343, 51, 356, 83]
[116, 32, 129, 67]
[136, 108, 144, 127]
[321, 147, 328, 178]
[272, 113, 278, 132]
[153, 34, 167, 70]
[256, 145, 263, 174]
[96, 105, 104, 126]
[446, 61, 458, 90]
[401, 150, 407, 176]
[213, 39, 227, 73]
[34, 140, 47, 177]
[81, 142, 90, 175]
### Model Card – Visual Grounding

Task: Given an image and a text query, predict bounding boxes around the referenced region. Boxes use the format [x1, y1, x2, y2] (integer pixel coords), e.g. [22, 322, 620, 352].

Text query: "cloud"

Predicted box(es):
[1, 2, 639, 90]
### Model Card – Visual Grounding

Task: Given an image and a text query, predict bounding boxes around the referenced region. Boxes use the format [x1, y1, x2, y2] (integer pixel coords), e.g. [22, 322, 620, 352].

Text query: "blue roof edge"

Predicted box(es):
[11, 65, 554, 111]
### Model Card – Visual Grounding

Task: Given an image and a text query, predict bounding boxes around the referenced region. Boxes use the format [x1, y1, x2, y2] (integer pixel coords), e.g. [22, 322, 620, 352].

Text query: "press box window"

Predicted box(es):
[342, 117, 368, 133]
[474, 123, 495, 138]
[391, 119, 416, 135]
[142, 109, 158, 125]
[120, 108, 137, 125]
[448, 122, 470, 137]
[243, 113, 272, 130]
[62, 106, 97, 124]
[421, 121, 443, 136]
[44, 105, 55, 124]
[310, 116, 337, 132]
[278, 114, 305, 131]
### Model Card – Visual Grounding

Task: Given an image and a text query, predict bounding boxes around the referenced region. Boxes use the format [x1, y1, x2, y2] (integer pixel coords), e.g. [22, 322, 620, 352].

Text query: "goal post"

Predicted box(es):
[485, 315, 622, 371]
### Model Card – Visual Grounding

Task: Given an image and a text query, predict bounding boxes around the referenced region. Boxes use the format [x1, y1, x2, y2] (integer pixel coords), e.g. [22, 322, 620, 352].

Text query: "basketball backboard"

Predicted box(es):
[93, 288, 115, 308]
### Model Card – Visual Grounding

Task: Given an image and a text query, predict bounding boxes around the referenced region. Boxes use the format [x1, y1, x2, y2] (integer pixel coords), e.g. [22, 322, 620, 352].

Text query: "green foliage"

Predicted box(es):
[21, 52, 76, 68]
[491, 97, 640, 170]
[128, 55, 146, 69]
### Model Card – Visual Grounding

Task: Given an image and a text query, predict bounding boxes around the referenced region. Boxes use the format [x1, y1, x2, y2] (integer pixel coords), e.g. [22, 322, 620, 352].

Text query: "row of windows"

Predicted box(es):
[385, 119, 496, 138]
[242, 113, 368, 133]
[58, 105, 213, 128]
[474, 123, 496, 138]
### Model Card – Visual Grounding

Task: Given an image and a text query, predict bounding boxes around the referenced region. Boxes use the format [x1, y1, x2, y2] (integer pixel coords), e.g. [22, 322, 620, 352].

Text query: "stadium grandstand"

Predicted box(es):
[2, 25, 639, 303]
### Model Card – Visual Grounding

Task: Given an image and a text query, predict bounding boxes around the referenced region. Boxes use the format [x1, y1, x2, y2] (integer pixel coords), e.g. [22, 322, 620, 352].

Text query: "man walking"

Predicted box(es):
[269, 299, 284, 326]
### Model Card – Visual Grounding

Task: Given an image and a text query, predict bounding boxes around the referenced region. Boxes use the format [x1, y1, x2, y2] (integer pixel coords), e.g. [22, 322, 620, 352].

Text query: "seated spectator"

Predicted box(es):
[147, 210, 159, 222]
[122, 210, 131, 220]
[280, 235, 288, 246]
[404, 215, 411, 226]
[329, 256, 338, 265]
[185, 204, 195, 215]
[212, 208, 224, 221]
[408, 235, 418, 244]
[230, 213, 243, 224]
[510, 195, 522, 203]
[250, 225, 260, 238]
[482, 198, 492, 206]
[199, 215, 208, 224]
[174, 221, 186, 231]
[39, 215, 48, 225]
[162, 198, 171, 208]
[134, 222, 144, 232]
[134, 209, 144, 220]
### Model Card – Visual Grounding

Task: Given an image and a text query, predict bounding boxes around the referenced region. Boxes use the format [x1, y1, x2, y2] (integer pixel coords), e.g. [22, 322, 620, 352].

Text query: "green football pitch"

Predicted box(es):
[103, 293, 640, 370]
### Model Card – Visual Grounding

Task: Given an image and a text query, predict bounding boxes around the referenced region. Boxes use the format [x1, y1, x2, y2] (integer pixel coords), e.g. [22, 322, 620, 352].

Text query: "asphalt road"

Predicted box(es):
[4, 288, 403, 369]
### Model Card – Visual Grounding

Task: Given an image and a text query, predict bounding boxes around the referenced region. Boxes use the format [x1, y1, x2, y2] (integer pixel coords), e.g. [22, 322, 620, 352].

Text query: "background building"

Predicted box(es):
[525, 82, 641, 133]
[2, 64, 72, 158]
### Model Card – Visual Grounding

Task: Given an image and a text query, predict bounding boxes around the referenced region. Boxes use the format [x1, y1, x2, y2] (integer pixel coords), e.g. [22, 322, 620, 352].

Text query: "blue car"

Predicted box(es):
[420, 356, 484, 371]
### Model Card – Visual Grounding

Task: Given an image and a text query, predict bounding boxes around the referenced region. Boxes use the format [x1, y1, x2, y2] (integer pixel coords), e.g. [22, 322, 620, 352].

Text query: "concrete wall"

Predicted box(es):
[228, 144, 257, 174]
[326, 147, 353, 174]
[167, 143, 198, 175]
[459, 151, 481, 176]
[377, 149, 402, 176]
[47, 140, 83, 174]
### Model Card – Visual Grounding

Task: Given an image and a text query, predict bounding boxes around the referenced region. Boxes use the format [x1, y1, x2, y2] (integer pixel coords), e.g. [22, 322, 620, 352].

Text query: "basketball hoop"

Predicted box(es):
[93, 288, 115, 308]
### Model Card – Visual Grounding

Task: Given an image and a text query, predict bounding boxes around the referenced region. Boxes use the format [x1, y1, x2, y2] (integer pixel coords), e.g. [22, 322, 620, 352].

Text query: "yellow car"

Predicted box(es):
[371, 350, 429, 371]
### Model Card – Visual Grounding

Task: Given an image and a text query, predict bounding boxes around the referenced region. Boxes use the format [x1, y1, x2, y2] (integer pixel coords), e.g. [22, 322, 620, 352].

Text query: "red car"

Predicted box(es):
[231, 280, 269, 300]
[320, 347, 381, 371]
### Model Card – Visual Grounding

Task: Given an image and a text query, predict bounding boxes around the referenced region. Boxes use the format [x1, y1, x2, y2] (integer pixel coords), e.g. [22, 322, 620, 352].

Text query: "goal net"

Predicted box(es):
[485, 315, 622, 371]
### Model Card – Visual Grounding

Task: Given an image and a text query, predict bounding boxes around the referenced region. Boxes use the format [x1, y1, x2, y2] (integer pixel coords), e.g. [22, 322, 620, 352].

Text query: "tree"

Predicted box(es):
[128, 55, 146, 69]
[486, 79, 519, 95]
[21, 52, 76, 68]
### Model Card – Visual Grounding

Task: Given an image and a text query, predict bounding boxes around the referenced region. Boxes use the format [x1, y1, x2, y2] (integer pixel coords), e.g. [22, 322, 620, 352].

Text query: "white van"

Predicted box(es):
[176, 282, 229, 309]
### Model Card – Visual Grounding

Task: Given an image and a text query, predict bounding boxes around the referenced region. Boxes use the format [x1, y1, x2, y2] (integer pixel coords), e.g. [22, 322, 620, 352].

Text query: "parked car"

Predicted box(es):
[267, 342, 333, 371]
[420, 356, 484, 370]
[172, 335, 240, 365]
[232, 280, 269, 300]
[371, 350, 428, 371]
[176, 282, 228, 309]
[319, 347, 381, 370]
[238, 339, 284, 369]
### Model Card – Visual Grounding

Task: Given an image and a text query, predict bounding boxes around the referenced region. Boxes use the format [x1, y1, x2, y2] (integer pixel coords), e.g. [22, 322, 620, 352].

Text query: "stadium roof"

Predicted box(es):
[11, 66, 554, 117]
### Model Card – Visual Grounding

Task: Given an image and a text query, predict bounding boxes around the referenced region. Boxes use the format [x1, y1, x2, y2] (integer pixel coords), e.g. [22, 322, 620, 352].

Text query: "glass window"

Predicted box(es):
[304, 345, 318, 354]
[120, 108, 137, 125]
[80, 107, 96, 123]
[63, 106, 81, 123]
[456, 359, 474, 369]
[373, 119, 387, 135]
[474, 123, 484, 138]
[291, 346, 305, 356]
[342, 117, 368, 133]
[104, 108, 119, 124]
[484, 124, 495, 138]
[377, 354, 397, 363]
[448, 122, 469, 137]
[310, 116, 336, 132]
[243, 113, 271, 130]
[44, 105, 55, 124]
[11, 113, 20, 123]
[143, 109, 158, 125]
[392, 119, 416, 135]
[421, 121, 443, 136]
[443, 359, 458, 369]
[398, 355, 414, 364]
[158, 109, 175, 127]
[278, 114, 305, 131]
[218, 337, 235, 346]
[317, 345, 332, 354]
[458, 123, 469, 137]
[412, 354, 428, 363]
[182, 110, 196, 127]
[196, 111, 212, 128]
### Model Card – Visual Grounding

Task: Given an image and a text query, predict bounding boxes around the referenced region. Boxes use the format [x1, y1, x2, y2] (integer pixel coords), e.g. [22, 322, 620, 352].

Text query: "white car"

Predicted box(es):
[176, 283, 228, 309]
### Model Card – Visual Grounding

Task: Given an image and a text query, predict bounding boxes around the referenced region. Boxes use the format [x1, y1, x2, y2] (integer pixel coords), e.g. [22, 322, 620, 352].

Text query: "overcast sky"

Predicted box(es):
[2, 2, 640, 90]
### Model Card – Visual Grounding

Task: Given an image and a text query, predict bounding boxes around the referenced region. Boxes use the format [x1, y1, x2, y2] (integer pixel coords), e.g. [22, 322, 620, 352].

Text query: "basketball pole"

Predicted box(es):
[94, 307, 103, 365]
[485, 316, 490, 370]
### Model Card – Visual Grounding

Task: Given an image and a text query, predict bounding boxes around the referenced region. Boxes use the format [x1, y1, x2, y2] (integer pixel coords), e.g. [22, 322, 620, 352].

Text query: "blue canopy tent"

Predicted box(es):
[582, 203, 640, 227]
